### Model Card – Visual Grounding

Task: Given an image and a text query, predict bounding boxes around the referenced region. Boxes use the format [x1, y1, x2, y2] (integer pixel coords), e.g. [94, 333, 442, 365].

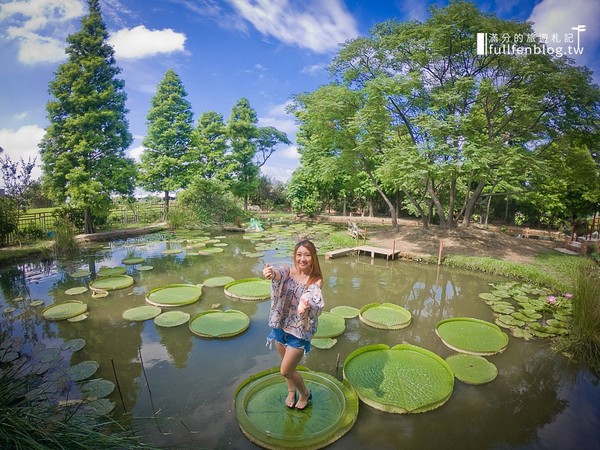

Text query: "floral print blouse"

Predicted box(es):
[268, 266, 324, 341]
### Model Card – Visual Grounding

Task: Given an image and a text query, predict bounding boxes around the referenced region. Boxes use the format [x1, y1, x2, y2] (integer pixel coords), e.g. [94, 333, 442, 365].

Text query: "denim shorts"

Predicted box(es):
[267, 327, 311, 353]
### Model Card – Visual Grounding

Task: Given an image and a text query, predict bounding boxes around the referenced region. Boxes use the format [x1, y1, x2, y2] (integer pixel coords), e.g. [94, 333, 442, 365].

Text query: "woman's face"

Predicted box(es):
[295, 245, 312, 273]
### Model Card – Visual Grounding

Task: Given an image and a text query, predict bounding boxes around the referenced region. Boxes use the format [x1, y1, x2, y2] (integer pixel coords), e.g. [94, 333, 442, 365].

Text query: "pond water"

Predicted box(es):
[1, 230, 599, 449]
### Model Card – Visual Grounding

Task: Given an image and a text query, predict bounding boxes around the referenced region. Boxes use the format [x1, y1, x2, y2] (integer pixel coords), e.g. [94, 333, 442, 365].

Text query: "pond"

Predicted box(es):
[1, 229, 599, 449]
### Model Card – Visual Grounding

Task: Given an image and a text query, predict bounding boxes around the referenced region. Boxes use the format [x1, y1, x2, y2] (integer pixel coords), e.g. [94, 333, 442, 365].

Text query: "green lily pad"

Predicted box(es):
[154, 310, 191, 328]
[445, 354, 498, 385]
[314, 312, 346, 338]
[42, 301, 88, 321]
[71, 270, 92, 278]
[30, 300, 44, 307]
[244, 252, 264, 258]
[224, 278, 271, 300]
[61, 338, 86, 352]
[85, 398, 116, 416]
[4, 307, 16, 313]
[122, 257, 144, 265]
[122, 305, 162, 321]
[199, 247, 225, 255]
[146, 284, 203, 307]
[436, 317, 509, 356]
[330, 305, 360, 319]
[68, 313, 89, 322]
[97, 266, 126, 277]
[67, 360, 99, 381]
[91, 289, 109, 299]
[189, 310, 250, 338]
[89, 275, 134, 291]
[235, 367, 358, 449]
[137, 265, 154, 271]
[81, 379, 115, 399]
[203, 276, 235, 287]
[65, 286, 89, 296]
[359, 303, 412, 330]
[343, 343, 454, 414]
[162, 249, 183, 255]
[311, 337, 338, 349]
[478, 293, 498, 301]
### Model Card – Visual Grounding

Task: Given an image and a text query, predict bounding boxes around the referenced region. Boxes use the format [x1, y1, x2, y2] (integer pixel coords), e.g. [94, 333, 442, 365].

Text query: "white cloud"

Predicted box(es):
[399, 2, 429, 22]
[108, 25, 187, 59]
[127, 145, 144, 163]
[0, 0, 84, 64]
[279, 144, 299, 160]
[258, 100, 298, 138]
[301, 63, 327, 74]
[226, 0, 359, 53]
[260, 163, 296, 182]
[528, 0, 600, 68]
[0, 125, 46, 180]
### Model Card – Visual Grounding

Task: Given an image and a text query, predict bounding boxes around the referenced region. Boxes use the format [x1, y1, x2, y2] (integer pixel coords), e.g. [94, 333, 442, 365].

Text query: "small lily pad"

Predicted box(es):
[71, 270, 92, 278]
[314, 312, 346, 338]
[203, 276, 235, 287]
[312, 337, 338, 349]
[137, 265, 154, 271]
[30, 300, 44, 307]
[68, 313, 89, 322]
[146, 284, 203, 307]
[90, 275, 134, 291]
[91, 289, 109, 299]
[445, 354, 498, 385]
[199, 247, 224, 255]
[330, 305, 360, 319]
[65, 286, 89, 296]
[154, 310, 191, 327]
[85, 398, 116, 415]
[67, 360, 99, 381]
[224, 278, 270, 300]
[3, 307, 16, 314]
[122, 305, 162, 321]
[359, 303, 412, 330]
[122, 257, 145, 265]
[81, 379, 115, 399]
[162, 248, 183, 255]
[61, 338, 86, 352]
[97, 267, 127, 277]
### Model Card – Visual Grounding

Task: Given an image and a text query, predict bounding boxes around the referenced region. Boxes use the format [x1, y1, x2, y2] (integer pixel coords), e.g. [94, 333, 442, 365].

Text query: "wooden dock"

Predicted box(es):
[325, 245, 402, 260]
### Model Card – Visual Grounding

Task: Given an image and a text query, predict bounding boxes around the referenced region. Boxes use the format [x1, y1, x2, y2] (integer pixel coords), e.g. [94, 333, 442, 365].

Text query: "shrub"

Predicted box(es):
[52, 215, 79, 256]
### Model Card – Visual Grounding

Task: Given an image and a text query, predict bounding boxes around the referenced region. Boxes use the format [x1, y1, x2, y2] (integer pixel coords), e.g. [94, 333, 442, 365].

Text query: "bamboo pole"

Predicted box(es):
[437, 240, 443, 266]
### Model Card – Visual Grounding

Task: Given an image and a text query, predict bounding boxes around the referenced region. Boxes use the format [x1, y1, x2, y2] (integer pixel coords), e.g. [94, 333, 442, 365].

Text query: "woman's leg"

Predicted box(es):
[276, 342, 308, 407]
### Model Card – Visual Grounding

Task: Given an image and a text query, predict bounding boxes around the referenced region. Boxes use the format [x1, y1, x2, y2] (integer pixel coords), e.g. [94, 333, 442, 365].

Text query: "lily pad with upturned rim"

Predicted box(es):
[189, 309, 250, 338]
[203, 276, 235, 287]
[65, 286, 89, 296]
[70, 270, 92, 278]
[312, 337, 338, 349]
[436, 317, 509, 356]
[330, 305, 360, 319]
[162, 248, 183, 255]
[224, 278, 271, 300]
[343, 343, 454, 414]
[445, 354, 498, 385]
[137, 265, 154, 271]
[359, 303, 412, 330]
[122, 305, 162, 322]
[154, 310, 191, 328]
[89, 275, 134, 291]
[122, 257, 145, 265]
[97, 267, 126, 277]
[42, 301, 88, 321]
[146, 284, 203, 307]
[234, 367, 359, 450]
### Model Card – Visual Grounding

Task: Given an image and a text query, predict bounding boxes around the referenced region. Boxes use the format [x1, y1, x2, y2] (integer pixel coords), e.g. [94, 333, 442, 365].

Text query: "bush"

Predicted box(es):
[179, 178, 248, 226]
[52, 215, 79, 256]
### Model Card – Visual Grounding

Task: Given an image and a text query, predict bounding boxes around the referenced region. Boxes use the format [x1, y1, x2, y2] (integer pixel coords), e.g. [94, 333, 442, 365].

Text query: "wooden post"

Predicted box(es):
[363, 228, 367, 245]
[437, 240, 443, 266]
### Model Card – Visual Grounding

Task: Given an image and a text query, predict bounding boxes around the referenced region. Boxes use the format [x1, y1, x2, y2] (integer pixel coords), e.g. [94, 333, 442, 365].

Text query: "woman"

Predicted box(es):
[262, 239, 324, 410]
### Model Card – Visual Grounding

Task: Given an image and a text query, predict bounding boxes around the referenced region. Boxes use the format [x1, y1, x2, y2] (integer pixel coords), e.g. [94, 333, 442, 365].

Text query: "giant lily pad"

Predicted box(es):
[330, 305, 360, 319]
[97, 266, 126, 277]
[122, 305, 162, 322]
[189, 310, 250, 338]
[343, 343, 454, 414]
[359, 303, 412, 330]
[436, 317, 509, 356]
[65, 286, 89, 296]
[146, 284, 202, 307]
[42, 301, 88, 321]
[235, 367, 358, 449]
[224, 278, 271, 300]
[203, 276, 235, 287]
[154, 310, 191, 328]
[311, 337, 338, 349]
[89, 275, 134, 291]
[314, 312, 346, 338]
[121, 257, 144, 265]
[70, 269, 92, 278]
[445, 354, 498, 385]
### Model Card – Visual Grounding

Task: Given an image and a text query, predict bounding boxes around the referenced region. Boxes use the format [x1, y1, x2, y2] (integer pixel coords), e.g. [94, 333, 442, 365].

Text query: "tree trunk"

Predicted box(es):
[427, 182, 448, 227]
[364, 168, 397, 228]
[342, 195, 347, 216]
[84, 207, 94, 234]
[449, 177, 457, 229]
[405, 191, 428, 229]
[164, 191, 170, 220]
[461, 180, 486, 228]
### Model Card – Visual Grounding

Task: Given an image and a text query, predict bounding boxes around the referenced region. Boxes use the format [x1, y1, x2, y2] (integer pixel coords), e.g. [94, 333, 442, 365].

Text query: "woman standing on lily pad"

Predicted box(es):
[262, 239, 324, 410]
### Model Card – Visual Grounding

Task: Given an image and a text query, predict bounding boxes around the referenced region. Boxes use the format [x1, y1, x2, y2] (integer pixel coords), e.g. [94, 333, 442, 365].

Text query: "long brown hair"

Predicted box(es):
[294, 239, 323, 286]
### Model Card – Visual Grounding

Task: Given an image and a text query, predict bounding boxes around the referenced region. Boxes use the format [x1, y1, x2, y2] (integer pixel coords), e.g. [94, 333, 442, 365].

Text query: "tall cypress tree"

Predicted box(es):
[139, 69, 194, 215]
[39, 0, 135, 234]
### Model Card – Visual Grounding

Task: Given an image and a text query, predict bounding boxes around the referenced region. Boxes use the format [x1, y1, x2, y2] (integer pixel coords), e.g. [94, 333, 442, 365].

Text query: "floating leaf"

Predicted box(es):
[314, 312, 346, 338]
[436, 317, 509, 356]
[67, 360, 99, 381]
[91, 289, 109, 299]
[189, 310, 250, 338]
[89, 275, 134, 291]
[199, 247, 224, 255]
[81, 379, 115, 399]
[343, 343, 454, 414]
[312, 337, 338, 349]
[359, 303, 412, 330]
[122, 257, 144, 265]
[330, 305, 360, 319]
[224, 278, 271, 300]
[30, 300, 44, 307]
[445, 354, 498, 385]
[162, 249, 183, 255]
[42, 301, 88, 321]
[97, 267, 126, 277]
[234, 368, 358, 449]
[65, 286, 89, 295]
[68, 313, 89, 322]
[137, 265, 154, 271]
[85, 398, 116, 416]
[62, 338, 86, 352]
[146, 284, 202, 307]
[122, 305, 162, 321]
[203, 276, 235, 287]
[154, 310, 191, 328]
[71, 270, 92, 278]
[3, 307, 16, 314]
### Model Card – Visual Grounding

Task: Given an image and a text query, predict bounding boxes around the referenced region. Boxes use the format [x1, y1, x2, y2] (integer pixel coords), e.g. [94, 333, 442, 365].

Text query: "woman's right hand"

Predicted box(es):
[263, 263, 274, 280]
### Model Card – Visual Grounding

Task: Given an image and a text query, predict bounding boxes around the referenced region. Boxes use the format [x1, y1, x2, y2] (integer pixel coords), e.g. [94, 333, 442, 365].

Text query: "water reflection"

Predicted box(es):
[0, 233, 598, 449]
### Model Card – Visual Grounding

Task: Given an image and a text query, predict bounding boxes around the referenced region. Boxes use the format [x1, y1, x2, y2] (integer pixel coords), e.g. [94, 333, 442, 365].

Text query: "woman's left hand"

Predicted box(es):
[298, 298, 309, 314]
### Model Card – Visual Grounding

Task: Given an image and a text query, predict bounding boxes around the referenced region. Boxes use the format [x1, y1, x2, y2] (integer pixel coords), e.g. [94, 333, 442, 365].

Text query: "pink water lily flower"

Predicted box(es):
[546, 295, 556, 304]
[564, 293, 573, 299]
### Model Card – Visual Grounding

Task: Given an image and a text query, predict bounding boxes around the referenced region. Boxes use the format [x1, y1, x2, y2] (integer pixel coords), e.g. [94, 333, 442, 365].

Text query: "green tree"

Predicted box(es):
[139, 69, 194, 215]
[39, 0, 135, 234]
[191, 111, 230, 180]
[326, 1, 600, 229]
[0, 155, 36, 245]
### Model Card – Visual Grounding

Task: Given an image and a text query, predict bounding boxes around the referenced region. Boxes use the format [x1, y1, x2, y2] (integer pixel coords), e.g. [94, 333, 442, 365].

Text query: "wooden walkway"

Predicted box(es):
[325, 245, 402, 260]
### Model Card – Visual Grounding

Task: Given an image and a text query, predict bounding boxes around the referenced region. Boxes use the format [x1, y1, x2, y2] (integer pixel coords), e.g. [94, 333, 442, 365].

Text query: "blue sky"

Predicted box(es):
[0, 0, 599, 186]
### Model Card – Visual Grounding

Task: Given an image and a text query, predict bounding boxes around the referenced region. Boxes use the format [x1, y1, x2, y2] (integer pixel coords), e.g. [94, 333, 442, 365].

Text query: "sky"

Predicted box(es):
[0, 0, 599, 187]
